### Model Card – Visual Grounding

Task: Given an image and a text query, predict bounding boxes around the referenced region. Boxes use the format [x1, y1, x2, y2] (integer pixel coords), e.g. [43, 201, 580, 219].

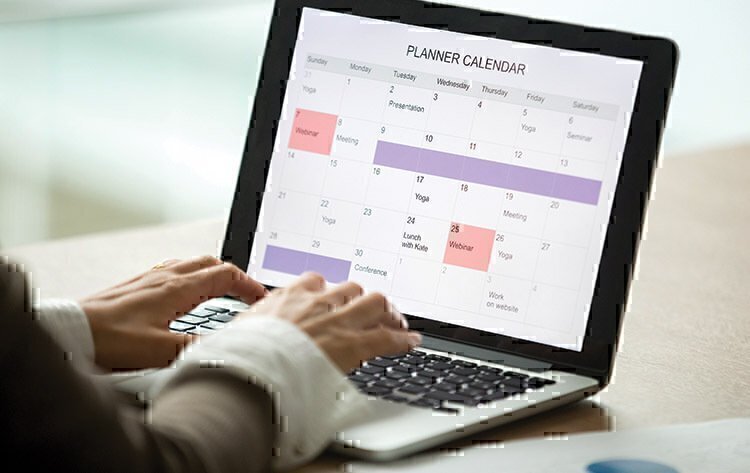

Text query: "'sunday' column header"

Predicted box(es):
[304, 53, 618, 121]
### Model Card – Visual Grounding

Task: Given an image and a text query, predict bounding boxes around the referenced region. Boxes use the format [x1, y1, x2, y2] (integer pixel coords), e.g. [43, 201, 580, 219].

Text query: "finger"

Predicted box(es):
[164, 255, 222, 274]
[165, 263, 266, 313]
[106, 258, 183, 291]
[359, 327, 422, 361]
[336, 292, 407, 330]
[321, 281, 363, 307]
[290, 272, 327, 292]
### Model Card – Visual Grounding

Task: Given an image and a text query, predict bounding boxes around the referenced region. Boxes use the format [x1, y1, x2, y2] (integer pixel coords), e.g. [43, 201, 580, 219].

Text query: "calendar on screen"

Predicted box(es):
[246, 8, 643, 351]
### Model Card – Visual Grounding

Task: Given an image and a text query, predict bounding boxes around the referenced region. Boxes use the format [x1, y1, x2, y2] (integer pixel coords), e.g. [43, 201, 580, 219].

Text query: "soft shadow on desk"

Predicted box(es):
[301, 401, 611, 473]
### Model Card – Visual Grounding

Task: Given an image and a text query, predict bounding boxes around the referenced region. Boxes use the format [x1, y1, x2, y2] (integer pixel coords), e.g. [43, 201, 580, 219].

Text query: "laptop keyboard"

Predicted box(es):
[168, 306, 240, 335]
[348, 350, 556, 412]
[171, 306, 556, 412]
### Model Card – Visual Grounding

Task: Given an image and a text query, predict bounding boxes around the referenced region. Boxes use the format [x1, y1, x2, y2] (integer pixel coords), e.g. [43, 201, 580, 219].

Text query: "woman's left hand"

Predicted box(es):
[79, 256, 266, 371]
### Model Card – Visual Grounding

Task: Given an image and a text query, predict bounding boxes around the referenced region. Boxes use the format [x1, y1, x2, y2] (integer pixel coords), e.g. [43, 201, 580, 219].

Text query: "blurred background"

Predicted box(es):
[1, 0, 748, 247]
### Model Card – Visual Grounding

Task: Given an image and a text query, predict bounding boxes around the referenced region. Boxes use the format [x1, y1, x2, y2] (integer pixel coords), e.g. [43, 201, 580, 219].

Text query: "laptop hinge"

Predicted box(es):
[421, 334, 552, 372]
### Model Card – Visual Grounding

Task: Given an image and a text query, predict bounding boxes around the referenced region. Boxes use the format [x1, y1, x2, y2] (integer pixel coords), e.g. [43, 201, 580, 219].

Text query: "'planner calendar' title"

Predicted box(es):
[406, 45, 526, 75]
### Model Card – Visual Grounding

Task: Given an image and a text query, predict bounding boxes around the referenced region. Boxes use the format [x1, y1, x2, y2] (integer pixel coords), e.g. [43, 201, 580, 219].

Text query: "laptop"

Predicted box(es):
[114, 0, 678, 461]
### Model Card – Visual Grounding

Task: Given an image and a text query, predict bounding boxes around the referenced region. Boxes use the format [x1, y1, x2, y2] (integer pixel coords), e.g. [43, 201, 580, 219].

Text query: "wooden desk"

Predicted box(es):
[7, 144, 750, 471]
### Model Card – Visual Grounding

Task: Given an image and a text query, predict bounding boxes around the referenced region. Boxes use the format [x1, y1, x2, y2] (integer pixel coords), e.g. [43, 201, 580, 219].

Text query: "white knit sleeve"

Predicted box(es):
[36, 299, 96, 367]
[153, 315, 374, 471]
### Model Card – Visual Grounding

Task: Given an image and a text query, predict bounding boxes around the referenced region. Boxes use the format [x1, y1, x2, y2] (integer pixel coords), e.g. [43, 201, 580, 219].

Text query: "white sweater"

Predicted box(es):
[36, 300, 372, 471]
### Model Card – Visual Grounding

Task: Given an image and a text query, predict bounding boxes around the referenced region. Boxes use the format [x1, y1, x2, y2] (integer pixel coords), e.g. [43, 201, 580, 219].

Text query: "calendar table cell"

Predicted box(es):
[489, 232, 539, 281]
[330, 117, 382, 163]
[525, 284, 579, 333]
[262, 245, 352, 283]
[279, 150, 327, 195]
[435, 265, 486, 313]
[534, 242, 588, 290]
[338, 77, 391, 122]
[272, 190, 319, 236]
[391, 256, 442, 303]
[408, 174, 459, 221]
[348, 248, 398, 294]
[479, 275, 532, 321]
[313, 198, 363, 245]
[443, 222, 495, 272]
[425, 91, 477, 138]
[288, 108, 338, 155]
[355, 206, 408, 254]
[320, 157, 370, 203]
[296, 70, 346, 115]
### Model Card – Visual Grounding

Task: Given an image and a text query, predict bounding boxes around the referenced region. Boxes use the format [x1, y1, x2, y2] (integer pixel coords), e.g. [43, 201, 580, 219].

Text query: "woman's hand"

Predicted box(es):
[79, 256, 266, 371]
[244, 272, 421, 373]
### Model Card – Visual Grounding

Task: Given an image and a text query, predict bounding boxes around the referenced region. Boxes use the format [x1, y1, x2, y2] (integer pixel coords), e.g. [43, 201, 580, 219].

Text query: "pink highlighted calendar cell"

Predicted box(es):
[288, 108, 337, 155]
[443, 222, 495, 272]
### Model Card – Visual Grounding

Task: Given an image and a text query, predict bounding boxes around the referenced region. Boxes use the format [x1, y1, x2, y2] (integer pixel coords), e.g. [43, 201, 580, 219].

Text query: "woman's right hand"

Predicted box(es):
[241, 272, 421, 373]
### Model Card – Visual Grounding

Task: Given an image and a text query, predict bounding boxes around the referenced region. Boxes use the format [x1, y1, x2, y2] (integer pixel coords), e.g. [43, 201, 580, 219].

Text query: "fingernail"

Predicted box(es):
[408, 332, 422, 347]
[389, 302, 408, 329]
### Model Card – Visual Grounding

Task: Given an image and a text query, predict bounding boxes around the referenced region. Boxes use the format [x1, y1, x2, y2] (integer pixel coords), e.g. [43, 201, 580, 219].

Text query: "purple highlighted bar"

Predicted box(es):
[373, 141, 601, 205]
[262, 245, 351, 283]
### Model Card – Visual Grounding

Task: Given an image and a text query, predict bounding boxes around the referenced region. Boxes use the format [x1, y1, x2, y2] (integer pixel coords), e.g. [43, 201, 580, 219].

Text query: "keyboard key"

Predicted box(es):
[504, 371, 529, 380]
[452, 360, 477, 368]
[457, 387, 484, 398]
[368, 358, 397, 368]
[177, 315, 207, 325]
[188, 326, 215, 335]
[424, 391, 479, 406]
[402, 356, 426, 366]
[409, 350, 427, 357]
[416, 369, 443, 380]
[498, 376, 524, 388]
[409, 397, 442, 409]
[359, 365, 386, 375]
[476, 372, 504, 383]
[393, 363, 419, 373]
[498, 385, 526, 396]
[479, 391, 510, 403]
[408, 376, 433, 386]
[349, 373, 375, 384]
[525, 377, 547, 389]
[386, 370, 412, 381]
[479, 386, 526, 403]
[363, 386, 392, 397]
[433, 382, 458, 392]
[169, 321, 193, 332]
[451, 367, 479, 377]
[209, 314, 234, 323]
[409, 398, 441, 409]
[379, 354, 405, 360]
[374, 378, 401, 389]
[383, 394, 410, 403]
[399, 383, 428, 395]
[204, 305, 229, 313]
[189, 308, 217, 318]
[479, 366, 503, 375]
[349, 379, 367, 388]
[227, 311, 241, 317]
[444, 374, 471, 385]
[469, 380, 495, 391]
[425, 354, 451, 362]
[435, 406, 460, 414]
[426, 361, 453, 371]
[201, 320, 226, 331]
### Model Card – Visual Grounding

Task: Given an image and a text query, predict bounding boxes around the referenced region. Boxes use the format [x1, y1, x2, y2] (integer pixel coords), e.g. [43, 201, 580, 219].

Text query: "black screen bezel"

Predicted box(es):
[221, 0, 678, 386]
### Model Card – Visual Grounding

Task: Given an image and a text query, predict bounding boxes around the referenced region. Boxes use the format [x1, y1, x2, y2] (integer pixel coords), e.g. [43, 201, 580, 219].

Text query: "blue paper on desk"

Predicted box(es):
[349, 418, 750, 473]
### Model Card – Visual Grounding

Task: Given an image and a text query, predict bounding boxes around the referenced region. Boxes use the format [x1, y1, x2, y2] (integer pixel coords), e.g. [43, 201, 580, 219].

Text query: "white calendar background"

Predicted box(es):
[247, 8, 643, 350]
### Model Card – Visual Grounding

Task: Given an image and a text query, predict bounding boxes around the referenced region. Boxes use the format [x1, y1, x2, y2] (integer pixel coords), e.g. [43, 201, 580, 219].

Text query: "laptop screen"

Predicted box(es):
[245, 7, 644, 351]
